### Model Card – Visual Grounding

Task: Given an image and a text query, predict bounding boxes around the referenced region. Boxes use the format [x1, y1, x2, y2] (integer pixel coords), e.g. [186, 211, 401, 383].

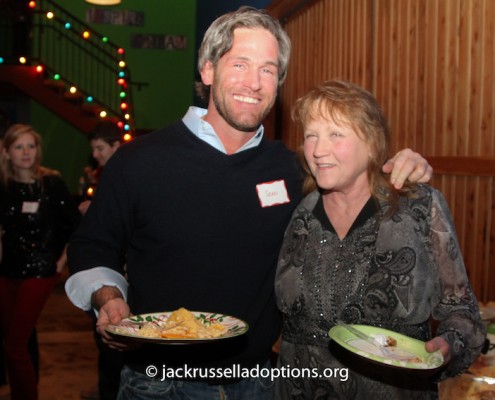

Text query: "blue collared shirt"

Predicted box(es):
[182, 106, 264, 154]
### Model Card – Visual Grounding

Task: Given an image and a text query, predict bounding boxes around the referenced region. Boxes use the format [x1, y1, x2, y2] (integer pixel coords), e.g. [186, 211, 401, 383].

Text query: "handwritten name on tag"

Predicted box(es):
[21, 201, 39, 214]
[256, 180, 290, 208]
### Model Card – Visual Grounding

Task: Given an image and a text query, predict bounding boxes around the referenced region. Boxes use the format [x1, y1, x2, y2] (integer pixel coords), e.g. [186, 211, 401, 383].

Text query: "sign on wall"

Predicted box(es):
[86, 8, 187, 50]
[86, 9, 144, 26]
[130, 34, 187, 50]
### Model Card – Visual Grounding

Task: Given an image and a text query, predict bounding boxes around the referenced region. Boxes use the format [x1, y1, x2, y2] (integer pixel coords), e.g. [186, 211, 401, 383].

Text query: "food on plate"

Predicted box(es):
[406, 356, 424, 364]
[371, 333, 397, 347]
[370, 334, 425, 363]
[135, 308, 227, 339]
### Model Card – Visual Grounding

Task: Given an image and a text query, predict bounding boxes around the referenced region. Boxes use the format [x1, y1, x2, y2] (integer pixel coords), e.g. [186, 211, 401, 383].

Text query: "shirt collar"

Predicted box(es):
[182, 106, 264, 154]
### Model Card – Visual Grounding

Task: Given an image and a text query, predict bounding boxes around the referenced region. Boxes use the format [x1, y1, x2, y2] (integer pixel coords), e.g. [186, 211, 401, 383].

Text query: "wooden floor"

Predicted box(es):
[1, 271, 98, 400]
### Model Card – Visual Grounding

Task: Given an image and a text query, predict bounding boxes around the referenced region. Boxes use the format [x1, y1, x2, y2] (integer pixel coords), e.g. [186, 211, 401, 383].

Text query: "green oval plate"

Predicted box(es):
[329, 324, 443, 370]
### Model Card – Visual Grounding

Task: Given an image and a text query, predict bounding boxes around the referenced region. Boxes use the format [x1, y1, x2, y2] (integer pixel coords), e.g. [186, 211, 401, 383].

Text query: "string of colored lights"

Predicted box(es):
[0, 1, 133, 141]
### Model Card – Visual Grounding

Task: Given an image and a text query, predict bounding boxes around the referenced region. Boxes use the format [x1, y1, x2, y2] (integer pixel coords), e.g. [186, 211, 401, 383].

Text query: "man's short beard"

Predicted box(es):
[212, 94, 269, 133]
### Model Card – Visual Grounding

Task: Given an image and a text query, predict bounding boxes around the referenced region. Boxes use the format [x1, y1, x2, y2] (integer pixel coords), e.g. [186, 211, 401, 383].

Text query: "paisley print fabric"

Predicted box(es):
[275, 184, 485, 399]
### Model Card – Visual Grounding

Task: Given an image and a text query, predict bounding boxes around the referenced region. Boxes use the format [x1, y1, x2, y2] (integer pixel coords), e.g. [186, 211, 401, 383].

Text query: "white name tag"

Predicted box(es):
[21, 201, 39, 213]
[256, 180, 290, 208]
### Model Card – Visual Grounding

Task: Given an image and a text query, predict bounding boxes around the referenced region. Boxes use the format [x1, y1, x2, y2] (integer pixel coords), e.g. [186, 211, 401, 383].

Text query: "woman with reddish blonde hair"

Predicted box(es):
[275, 80, 485, 399]
[0, 124, 79, 400]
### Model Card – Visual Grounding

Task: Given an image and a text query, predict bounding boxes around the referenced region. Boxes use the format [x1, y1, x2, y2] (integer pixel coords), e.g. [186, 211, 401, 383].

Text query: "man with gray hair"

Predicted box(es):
[65, 7, 432, 399]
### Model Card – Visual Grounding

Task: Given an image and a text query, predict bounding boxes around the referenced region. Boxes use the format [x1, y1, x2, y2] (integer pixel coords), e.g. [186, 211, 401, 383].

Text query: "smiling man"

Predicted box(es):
[65, 7, 433, 400]
[201, 27, 280, 146]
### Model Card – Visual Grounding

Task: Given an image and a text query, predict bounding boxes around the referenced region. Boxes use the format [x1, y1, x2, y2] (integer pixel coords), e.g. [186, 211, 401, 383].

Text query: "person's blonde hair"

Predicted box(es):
[0, 124, 57, 187]
[292, 80, 414, 210]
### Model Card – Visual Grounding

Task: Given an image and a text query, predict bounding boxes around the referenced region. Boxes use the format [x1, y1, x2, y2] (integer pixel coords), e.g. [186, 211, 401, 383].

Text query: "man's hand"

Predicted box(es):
[91, 286, 137, 350]
[382, 148, 433, 189]
[425, 336, 451, 365]
[96, 297, 137, 350]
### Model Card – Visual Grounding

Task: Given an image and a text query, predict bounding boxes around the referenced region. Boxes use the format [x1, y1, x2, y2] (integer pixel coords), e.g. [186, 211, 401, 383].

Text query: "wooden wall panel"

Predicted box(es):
[268, 0, 495, 302]
[274, 0, 371, 150]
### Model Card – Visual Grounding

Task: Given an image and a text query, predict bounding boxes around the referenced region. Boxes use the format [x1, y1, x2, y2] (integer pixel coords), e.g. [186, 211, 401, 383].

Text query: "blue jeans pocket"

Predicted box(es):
[118, 366, 175, 400]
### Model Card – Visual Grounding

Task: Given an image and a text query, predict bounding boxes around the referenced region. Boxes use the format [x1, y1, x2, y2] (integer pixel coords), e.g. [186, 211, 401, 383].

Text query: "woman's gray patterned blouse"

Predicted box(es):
[275, 184, 485, 400]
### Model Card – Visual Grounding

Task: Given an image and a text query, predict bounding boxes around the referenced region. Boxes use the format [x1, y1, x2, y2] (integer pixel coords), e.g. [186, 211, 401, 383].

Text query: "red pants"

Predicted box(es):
[0, 274, 59, 400]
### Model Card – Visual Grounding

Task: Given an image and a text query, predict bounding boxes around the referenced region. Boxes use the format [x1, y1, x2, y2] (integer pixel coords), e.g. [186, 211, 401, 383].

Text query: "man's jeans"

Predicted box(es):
[117, 365, 274, 400]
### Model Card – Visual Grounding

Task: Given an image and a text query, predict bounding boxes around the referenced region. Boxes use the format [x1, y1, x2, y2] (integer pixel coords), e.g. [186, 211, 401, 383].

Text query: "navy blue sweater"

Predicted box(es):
[68, 121, 303, 373]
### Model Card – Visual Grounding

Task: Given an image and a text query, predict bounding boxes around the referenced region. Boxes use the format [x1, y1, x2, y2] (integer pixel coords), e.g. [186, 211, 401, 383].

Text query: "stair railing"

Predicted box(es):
[28, 0, 135, 136]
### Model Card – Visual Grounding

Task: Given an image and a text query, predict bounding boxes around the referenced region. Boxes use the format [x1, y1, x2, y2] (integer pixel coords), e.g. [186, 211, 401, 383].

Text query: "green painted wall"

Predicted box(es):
[31, 102, 91, 191]
[31, 0, 196, 192]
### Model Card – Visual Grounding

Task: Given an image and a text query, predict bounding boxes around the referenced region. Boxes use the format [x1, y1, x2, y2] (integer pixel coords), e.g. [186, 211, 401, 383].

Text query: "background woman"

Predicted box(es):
[275, 80, 485, 399]
[0, 124, 79, 400]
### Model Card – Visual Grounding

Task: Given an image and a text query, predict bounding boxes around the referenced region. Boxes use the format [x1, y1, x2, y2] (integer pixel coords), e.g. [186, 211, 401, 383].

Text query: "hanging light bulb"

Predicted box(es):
[86, 187, 94, 197]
